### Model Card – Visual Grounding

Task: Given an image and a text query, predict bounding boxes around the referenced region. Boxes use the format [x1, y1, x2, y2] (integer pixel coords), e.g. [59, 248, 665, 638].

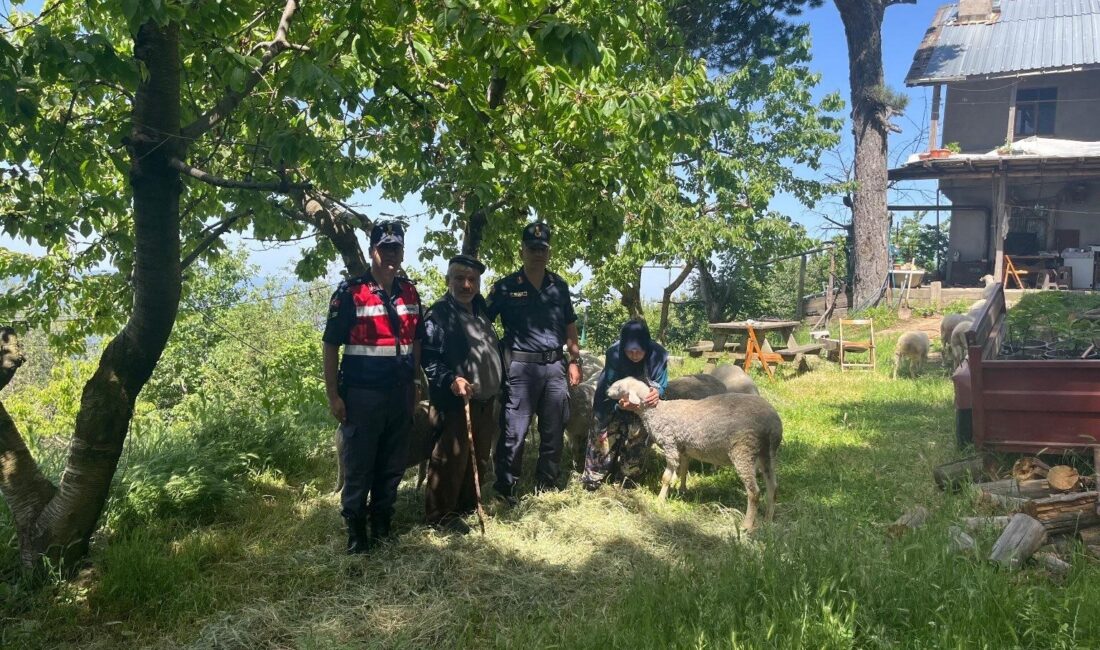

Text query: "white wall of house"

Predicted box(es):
[941, 70, 1100, 153]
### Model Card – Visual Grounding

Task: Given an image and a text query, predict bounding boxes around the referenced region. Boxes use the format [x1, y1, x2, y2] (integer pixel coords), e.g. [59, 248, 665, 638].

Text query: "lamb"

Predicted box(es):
[968, 299, 988, 317]
[948, 319, 975, 370]
[565, 379, 598, 468]
[606, 376, 782, 530]
[980, 275, 999, 299]
[663, 373, 728, 400]
[892, 331, 930, 379]
[709, 363, 760, 395]
[939, 313, 972, 368]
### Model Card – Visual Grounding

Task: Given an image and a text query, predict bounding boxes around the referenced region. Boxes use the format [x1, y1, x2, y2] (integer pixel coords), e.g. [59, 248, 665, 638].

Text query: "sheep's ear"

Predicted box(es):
[628, 393, 642, 406]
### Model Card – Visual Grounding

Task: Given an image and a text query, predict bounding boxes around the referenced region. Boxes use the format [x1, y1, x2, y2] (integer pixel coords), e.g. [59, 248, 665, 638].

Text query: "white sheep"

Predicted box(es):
[949, 319, 975, 370]
[709, 363, 760, 395]
[939, 313, 972, 368]
[968, 299, 988, 317]
[606, 376, 782, 530]
[893, 331, 930, 379]
[664, 373, 728, 400]
[980, 276, 999, 299]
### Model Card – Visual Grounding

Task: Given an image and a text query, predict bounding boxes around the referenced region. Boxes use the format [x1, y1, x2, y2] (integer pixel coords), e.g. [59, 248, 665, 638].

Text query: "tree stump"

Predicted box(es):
[933, 454, 998, 492]
[989, 513, 1046, 569]
[1047, 465, 1080, 492]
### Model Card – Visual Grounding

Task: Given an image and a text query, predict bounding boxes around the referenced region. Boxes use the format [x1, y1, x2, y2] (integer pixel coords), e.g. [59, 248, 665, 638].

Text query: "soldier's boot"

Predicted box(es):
[345, 516, 370, 555]
[369, 515, 393, 546]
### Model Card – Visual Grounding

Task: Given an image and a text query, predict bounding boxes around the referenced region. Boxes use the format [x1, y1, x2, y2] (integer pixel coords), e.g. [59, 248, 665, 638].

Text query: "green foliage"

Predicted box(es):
[404, 264, 448, 306]
[668, 0, 825, 71]
[893, 214, 949, 275]
[943, 141, 961, 154]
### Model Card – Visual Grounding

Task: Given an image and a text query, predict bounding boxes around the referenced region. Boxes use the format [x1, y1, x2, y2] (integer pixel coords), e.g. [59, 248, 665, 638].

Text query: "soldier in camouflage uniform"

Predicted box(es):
[582, 320, 668, 489]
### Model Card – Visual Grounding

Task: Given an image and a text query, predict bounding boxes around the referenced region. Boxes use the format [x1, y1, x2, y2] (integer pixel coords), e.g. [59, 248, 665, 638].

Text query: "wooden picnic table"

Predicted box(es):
[707, 320, 801, 353]
[706, 320, 806, 377]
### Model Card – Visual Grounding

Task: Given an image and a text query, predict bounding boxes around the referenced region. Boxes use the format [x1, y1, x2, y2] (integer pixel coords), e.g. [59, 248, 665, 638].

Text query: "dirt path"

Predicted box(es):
[881, 315, 942, 341]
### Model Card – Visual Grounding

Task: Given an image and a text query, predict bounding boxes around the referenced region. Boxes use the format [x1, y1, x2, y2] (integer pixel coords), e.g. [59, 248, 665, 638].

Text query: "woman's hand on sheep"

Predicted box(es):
[644, 388, 660, 407]
[617, 396, 642, 413]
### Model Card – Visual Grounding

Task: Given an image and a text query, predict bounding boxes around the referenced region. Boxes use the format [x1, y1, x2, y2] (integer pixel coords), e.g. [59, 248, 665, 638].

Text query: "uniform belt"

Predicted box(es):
[511, 349, 564, 364]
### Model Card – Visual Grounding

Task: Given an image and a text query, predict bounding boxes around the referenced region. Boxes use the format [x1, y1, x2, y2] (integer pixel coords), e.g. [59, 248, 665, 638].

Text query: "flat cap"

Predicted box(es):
[448, 253, 486, 274]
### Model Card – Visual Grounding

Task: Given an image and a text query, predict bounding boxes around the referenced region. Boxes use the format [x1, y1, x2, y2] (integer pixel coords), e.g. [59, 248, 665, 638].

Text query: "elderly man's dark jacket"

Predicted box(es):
[421, 292, 499, 412]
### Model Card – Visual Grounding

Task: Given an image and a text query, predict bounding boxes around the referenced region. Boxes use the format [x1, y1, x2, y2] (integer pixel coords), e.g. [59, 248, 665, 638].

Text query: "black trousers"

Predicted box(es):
[339, 383, 414, 522]
[425, 399, 497, 524]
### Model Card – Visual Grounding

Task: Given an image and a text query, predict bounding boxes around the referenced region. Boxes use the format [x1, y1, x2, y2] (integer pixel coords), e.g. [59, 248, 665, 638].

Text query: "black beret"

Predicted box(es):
[448, 254, 486, 274]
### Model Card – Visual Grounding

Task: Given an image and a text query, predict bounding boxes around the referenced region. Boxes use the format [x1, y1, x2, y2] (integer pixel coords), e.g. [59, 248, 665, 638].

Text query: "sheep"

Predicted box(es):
[893, 331, 930, 379]
[948, 319, 975, 370]
[663, 373, 728, 400]
[606, 376, 782, 530]
[939, 313, 972, 368]
[968, 299, 988, 317]
[980, 275, 999, 299]
[565, 379, 598, 469]
[335, 400, 441, 493]
[709, 363, 760, 395]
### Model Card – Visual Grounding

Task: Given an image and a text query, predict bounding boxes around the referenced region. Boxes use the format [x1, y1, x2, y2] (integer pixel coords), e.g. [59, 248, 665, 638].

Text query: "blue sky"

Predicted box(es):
[3, 0, 947, 298]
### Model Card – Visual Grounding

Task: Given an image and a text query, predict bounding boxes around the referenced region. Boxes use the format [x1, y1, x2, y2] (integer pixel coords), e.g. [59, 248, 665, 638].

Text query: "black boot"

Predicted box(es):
[345, 517, 370, 555]
[370, 516, 393, 546]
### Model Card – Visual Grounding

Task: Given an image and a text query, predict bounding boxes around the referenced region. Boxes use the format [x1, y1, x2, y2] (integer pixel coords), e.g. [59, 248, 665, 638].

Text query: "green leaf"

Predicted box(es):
[411, 40, 433, 67]
[227, 67, 249, 93]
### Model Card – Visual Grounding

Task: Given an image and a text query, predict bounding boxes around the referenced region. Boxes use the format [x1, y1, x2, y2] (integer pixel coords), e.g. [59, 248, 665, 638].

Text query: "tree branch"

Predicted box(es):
[180, 0, 303, 140]
[169, 158, 311, 192]
[181, 208, 253, 270]
[0, 327, 25, 392]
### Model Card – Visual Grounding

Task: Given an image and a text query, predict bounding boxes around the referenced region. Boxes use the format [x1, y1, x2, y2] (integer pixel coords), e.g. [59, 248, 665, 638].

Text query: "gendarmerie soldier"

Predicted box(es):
[323, 221, 424, 554]
[487, 222, 582, 504]
[420, 254, 501, 534]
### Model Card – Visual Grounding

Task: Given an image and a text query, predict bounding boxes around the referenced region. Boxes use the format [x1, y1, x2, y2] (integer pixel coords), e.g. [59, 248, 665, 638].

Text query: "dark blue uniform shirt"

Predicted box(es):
[486, 269, 577, 352]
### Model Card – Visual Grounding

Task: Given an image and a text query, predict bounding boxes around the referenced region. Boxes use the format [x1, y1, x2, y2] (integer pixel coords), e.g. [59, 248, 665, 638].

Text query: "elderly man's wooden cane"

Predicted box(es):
[464, 395, 487, 534]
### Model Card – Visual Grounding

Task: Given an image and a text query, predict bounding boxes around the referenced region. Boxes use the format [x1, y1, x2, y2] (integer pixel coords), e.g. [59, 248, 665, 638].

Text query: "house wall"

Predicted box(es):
[941, 70, 1100, 153]
[941, 174, 1100, 276]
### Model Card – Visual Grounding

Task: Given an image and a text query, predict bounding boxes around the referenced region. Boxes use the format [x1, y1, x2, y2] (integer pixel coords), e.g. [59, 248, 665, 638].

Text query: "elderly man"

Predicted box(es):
[323, 221, 424, 554]
[420, 254, 502, 534]
[487, 222, 582, 504]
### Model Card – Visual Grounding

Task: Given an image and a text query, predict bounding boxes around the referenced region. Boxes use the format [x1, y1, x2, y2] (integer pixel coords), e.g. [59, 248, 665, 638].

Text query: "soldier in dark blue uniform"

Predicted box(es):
[487, 222, 583, 503]
[323, 221, 425, 554]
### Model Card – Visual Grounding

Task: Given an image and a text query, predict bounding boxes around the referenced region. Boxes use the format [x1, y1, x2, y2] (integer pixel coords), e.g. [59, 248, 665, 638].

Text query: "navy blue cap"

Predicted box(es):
[521, 222, 551, 248]
[370, 221, 404, 248]
[448, 254, 486, 274]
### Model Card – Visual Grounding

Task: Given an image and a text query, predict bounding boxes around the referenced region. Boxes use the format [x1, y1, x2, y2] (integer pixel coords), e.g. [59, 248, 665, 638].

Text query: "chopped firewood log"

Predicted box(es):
[933, 454, 998, 491]
[970, 478, 1052, 499]
[1019, 492, 1100, 535]
[1047, 465, 1081, 492]
[1035, 552, 1072, 576]
[1078, 527, 1100, 547]
[887, 506, 930, 537]
[960, 516, 1011, 531]
[948, 525, 977, 554]
[1012, 457, 1051, 481]
[976, 491, 1032, 511]
[1086, 545, 1100, 560]
[990, 513, 1046, 569]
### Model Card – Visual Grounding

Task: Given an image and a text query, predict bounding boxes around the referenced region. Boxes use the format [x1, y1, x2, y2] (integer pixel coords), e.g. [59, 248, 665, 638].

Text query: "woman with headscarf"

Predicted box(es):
[581, 319, 669, 489]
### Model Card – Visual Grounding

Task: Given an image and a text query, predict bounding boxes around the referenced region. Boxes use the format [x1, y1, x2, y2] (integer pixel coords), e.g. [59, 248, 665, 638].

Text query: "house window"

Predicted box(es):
[1014, 87, 1057, 136]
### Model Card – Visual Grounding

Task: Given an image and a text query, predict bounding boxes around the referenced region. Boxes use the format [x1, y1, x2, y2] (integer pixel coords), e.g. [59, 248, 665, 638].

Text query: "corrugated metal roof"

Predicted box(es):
[906, 0, 1100, 85]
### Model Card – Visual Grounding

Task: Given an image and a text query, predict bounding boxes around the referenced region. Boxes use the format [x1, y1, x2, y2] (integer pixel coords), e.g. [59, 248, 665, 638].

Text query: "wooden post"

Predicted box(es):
[929, 84, 941, 151]
[993, 175, 1007, 283]
[1005, 80, 1018, 146]
[796, 253, 807, 320]
[930, 280, 942, 308]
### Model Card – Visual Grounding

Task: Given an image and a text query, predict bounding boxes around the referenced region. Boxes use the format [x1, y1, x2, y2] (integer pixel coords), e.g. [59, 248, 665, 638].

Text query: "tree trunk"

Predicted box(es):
[304, 197, 369, 277]
[836, 0, 890, 308]
[618, 266, 644, 320]
[696, 263, 726, 323]
[657, 261, 695, 342]
[0, 20, 183, 571]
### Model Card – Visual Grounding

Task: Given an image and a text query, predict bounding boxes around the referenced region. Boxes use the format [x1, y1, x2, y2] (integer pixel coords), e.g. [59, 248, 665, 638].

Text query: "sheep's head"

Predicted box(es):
[981, 274, 996, 287]
[606, 376, 649, 406]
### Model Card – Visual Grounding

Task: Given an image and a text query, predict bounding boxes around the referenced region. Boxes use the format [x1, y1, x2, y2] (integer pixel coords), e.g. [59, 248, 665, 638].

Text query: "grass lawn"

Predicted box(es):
[4, 337, 1100, 649]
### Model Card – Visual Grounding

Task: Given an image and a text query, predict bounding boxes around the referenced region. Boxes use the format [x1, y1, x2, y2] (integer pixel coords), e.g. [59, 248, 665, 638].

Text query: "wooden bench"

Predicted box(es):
[776, 343, 823, 360]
